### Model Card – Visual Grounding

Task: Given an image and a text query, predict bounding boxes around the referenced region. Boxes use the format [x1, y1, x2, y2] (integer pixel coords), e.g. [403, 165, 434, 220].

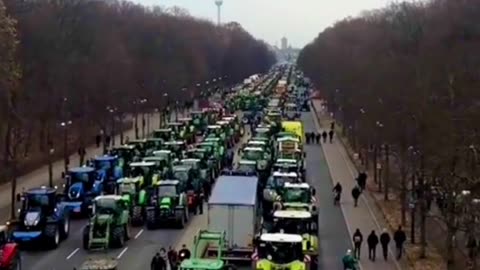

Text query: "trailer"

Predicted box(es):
[78, 258, 117, 270]
[206, 174, 259, 264]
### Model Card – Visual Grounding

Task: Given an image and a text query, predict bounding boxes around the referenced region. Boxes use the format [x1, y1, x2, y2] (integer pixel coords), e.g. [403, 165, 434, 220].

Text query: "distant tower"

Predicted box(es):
[281, 37, 288, 50]
[215, 0, 223, 25]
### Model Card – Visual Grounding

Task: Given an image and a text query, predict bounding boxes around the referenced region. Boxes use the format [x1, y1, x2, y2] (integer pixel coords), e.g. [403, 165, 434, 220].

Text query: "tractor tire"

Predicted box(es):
[111, 226, 125, 248]
[146, 210, 156, 230]
[60, 215, 70, 239]
[43, 224, 60, 249]
[82, 225, 90, 250]
[131, 206, 144, 226]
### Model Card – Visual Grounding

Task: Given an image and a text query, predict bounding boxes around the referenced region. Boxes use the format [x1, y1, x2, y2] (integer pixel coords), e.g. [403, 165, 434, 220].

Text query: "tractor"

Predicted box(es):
[145, 138, 164, 156]
[146, 180, 188, 229]
[253, 233, 310, 270]
[273, 158, 306, 182]
[153, 128, 174, 142]
[82, 195, 130, 250]
[143, 156, 173, 179]
[110, 144, 138, 170]
[62, 167, 102, 215]
[126, 139, 148, 157]
[178, 117, 196, 144]
[0, 226, 21, 270]
[90, 155, 123, 194]
[267, 210, 318, 268]
[185, 148, 217, 180]
[179, 158, 213, 199]
[163, 141, 187, 160]
[117, 161, 160, 226]
[166, 122, 190, 142]
[263, 172, 301, 218]
[171, 165, 203, 214]
[190, 111, 208, 135]
[10, 187, 70, 249]
[276, 183, 317, 222]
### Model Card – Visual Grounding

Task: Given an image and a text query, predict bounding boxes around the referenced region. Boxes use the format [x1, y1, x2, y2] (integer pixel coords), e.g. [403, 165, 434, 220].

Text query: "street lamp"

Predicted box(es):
[60, 120, 72, 174]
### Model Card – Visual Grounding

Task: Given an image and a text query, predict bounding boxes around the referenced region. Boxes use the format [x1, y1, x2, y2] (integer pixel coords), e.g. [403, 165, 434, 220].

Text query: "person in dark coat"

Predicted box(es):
[357, 171, 367, 191]
[95, 134, 101, 148]
[329, 129, 334, 143]
[178, 244, 191, 261]
[393, 226, 407, 259]
[330, 121, 335, 131]
[322, 131, 327, 143]
[168, 246, 178, 270]
[352, 186, 361, 207]
[467, 236, 478, 260]
[352, 229, 363, 259]
[380, 228, 391, 260]
[367, 230, 379, 261]
[306, 132, 311, 144]
[151, 251, 167, 270]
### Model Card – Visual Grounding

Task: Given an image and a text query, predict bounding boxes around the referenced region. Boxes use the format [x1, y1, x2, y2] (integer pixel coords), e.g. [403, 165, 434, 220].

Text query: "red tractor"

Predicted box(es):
[0, 225, 21, 270]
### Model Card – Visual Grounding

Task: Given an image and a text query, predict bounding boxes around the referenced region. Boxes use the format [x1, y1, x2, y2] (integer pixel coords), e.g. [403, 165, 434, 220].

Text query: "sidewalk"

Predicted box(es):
[0, 111, 176, 222]
[310, 101, 403, 270]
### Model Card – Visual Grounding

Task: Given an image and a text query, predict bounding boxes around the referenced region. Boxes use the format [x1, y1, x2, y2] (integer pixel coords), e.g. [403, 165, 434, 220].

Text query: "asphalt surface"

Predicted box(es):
[301, 111, 352, 269]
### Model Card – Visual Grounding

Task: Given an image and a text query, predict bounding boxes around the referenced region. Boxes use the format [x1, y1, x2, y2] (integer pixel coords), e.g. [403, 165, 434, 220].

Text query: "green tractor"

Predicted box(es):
[185, 148, 218, 179]
[126, 139, 148, 157]
[254, 233, 310, 270]
[117, 161, 160, 226]
[197, 141, 222, 174]
[171, 165, 203, 214]
[190, 111, 208, 135]
[179, 158, 213, 197]
[178, 117, 196, 144]
[163, 141, 188, 160]
[82, 195, 130, 250]
[145, 138, 164, 156]
[167, 122, 192, 143]
[110, 144, 138, 170]
[145, 180, 188, 229]
[222, 115, 244, 142]
[153, 128, 174, 141]
[277, 183, 317, 222]
[143, 156, 173, 179]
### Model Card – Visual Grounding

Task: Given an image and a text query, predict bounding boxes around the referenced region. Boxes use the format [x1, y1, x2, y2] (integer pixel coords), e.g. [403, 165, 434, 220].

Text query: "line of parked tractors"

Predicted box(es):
[4, 96, 251, 258]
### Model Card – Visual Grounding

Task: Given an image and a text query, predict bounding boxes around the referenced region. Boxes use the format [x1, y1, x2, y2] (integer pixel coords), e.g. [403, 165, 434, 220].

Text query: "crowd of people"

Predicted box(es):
[305, 121, 335, 144]
[150, 244, 192, 270]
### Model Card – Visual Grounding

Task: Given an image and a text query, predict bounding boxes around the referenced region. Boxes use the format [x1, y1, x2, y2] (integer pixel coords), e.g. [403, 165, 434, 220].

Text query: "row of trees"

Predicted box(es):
[299, 0, 480, 268]
[0, 0, 275, 181]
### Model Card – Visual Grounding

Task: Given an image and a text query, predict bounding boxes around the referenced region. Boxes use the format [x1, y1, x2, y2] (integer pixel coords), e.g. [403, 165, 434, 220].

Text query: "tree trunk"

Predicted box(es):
[384, 144, 390, 201]
[400, 162, 407, 226]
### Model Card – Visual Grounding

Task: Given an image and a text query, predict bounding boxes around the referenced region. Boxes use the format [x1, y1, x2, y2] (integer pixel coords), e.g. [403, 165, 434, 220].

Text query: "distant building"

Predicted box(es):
[281, 37, 288, 51]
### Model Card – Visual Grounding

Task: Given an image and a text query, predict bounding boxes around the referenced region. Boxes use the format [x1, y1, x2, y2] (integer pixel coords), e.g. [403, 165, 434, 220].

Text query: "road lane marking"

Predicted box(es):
[66, 248, 79, 260]
[117, 247, 128, 259]
[134, 229, 144, 239]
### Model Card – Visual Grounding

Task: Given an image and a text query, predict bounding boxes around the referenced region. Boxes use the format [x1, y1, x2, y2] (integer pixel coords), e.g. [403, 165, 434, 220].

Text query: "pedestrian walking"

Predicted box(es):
[380, 228, 391, 260]
[125, 135, 130, 144]
[151, 250, 167, 270]
[95, 134, 101, 148]
[330, 121, 335, 131]
[329, 129, 334, 143]
[315, 133, 320, 144]
[306, 132, 311, 144]
[367, 230, 379, 261]
[168, 246, 178, 270]
[357, 171, 367, 191]
[322, 131, 327, 143]
[105, 135, 111, 147]
[352, 229, 363, 259]
[393, 226, 406, 259]
[351, 185, 361, 207]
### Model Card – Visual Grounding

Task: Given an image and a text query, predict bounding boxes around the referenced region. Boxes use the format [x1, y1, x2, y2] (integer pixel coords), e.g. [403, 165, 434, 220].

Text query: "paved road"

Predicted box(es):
[301, 112, 352, 269]
[311, 101, 402, 270]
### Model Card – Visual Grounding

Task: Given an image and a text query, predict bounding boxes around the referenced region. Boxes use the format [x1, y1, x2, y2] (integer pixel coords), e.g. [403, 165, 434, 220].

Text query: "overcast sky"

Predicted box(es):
[131, 0, 408, 48]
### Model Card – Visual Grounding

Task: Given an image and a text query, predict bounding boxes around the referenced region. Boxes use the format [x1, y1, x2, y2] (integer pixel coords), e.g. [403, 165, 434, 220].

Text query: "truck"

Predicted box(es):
[207, 174, 259, 264]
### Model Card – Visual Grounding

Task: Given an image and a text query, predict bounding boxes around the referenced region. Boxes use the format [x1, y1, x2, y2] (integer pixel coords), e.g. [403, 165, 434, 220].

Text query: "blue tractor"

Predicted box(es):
[62, 166, 102, 215]
[10, 186, 70, 249]
[91, 155, 123, 194]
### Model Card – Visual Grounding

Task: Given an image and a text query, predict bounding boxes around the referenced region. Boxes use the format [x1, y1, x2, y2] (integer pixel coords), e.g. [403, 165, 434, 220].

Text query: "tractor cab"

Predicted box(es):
[63, 167, 100, 206]
[128, 161, 159, 187]
[281, 183, 315, 205]
[179, 117, 194, 133]
[153, 128, 173, 141]
[91, 156, 122, 194]
[236, 159, 257, 174]
[206, 125, 223, 138]
[167, 122, 186, 139]
[190, 111, 207, 134]
[241, 147, 270, 171]
[255, 233, 305, 267]
[145, 138, 164, 154]
[253, 127, 272, 140]
[126, 139, 148, 156]
[116, 177, 141, 198]
[271, 171, 300, 185]
[163, 141, 187, 159]
[143, 156, 172, 178]
[110, 145, 137, 168]
[18, 187, 57, 215]
[152, 149, 177, 164]
[153, 180, 185, 208]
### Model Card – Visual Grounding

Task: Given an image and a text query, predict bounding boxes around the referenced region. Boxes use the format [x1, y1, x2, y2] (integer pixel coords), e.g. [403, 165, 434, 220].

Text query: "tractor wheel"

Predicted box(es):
[44, 224, 60, 249]
[82, 226, 90, 250]
[124, 224, 130, 241]
[111, 226, 125, 248]
[146, 210, 156, 230]
[60, 216, 70, 239]
[131, 206, 144, 226]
